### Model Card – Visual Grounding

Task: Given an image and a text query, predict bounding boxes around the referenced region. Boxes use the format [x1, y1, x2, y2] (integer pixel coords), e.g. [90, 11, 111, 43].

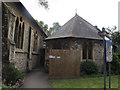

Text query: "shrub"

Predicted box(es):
[80, 61, 98, 75]
[2, 63, 24, 86]
[107, 52, 120, 75]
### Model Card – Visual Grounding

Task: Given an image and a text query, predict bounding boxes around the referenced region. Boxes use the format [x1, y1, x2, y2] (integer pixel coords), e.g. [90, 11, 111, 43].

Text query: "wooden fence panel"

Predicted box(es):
[49, 50, 81, 79]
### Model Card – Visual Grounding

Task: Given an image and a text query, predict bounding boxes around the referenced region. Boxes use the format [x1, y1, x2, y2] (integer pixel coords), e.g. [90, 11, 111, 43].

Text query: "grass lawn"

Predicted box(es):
[49, 75, 119, 88]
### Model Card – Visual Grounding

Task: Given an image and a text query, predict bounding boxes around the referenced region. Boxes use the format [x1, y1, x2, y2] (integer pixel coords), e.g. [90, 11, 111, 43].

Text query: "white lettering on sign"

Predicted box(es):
[53, 56, 55, 58]
[49, 55, 55, 59]
[57, 56, 60, 59]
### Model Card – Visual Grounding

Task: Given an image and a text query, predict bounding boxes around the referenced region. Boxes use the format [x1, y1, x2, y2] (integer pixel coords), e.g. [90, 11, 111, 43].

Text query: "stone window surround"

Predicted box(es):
[13, 16, 25, 51]
[81, 41, 95, 61]
[6, 10, 25, 53]
[32, 29, 40, 54]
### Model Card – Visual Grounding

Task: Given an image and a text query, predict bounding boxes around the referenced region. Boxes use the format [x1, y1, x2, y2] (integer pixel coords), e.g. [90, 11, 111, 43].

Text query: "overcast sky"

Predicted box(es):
[20, 0, 119, 30]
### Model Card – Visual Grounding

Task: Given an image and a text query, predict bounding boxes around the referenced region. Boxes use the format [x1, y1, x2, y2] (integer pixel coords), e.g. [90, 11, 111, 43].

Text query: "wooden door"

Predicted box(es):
[49, 50, 81, 79]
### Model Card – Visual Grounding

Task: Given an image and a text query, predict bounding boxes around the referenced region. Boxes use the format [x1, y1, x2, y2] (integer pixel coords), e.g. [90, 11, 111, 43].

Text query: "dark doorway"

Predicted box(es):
[40, 48, 45, 67]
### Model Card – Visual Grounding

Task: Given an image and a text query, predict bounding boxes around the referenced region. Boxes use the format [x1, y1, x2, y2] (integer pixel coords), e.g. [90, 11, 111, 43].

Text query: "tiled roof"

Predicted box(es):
[46, 14, 103, 40]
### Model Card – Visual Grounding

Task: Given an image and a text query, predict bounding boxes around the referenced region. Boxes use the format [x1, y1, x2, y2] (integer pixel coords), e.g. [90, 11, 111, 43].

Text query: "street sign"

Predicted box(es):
[104, 37, 113, 62]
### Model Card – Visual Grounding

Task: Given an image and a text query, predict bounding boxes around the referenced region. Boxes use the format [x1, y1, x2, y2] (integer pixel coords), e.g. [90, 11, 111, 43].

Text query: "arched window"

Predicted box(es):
[17, 23, 21, 48]
[14, 17, 25, 49]
[33, 30, 38, 52]
[21, 22, 24, 49]
[82, 41, 93, 60]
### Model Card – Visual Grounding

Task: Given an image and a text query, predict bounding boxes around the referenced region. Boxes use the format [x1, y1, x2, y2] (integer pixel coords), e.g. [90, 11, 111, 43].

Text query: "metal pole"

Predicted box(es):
[104, 60, 106, 90]
[104, 38, 106, 90]
[109, 62, 111, 88]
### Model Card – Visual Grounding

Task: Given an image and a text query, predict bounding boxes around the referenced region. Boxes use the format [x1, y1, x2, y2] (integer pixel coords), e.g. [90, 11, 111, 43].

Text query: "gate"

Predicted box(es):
[49, 50, 81, 79]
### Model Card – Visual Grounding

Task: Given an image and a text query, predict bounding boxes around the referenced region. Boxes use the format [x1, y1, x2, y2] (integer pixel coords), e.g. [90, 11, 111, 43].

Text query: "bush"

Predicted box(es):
[2, 63, 24, 86]
[107, 52, 120, 75]
[80, 61, 98, 75]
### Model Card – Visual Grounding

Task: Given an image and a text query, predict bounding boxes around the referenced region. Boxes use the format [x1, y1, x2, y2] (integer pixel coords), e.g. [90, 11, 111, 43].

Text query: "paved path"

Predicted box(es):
[22, 68, 53, 88]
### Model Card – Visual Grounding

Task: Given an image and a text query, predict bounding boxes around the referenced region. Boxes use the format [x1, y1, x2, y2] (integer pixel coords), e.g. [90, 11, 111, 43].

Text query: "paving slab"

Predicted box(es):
[22, 68, 53, 88]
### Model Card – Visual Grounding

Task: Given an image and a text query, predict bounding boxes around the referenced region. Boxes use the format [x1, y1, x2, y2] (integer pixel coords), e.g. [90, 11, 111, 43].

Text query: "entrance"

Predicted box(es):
[40, 48, 45, 67]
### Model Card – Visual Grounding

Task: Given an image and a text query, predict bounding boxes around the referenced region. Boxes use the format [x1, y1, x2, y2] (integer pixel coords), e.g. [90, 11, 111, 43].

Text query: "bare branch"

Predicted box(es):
[38, 0, 49, 9]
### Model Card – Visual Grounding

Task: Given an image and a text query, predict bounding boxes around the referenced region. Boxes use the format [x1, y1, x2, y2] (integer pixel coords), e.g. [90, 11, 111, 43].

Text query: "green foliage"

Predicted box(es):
[111, 32, 120, 44]
[47, 27, 53, 36]
[44, 24, 48, 31]
[52, 22, 61, 32]
[47, 22, 61, 36]
[105, 26, 117, 36]
[36, 20, 48, 32]
[105, 26, 120, 44]
[107, 52, 120, 75]
[80, 61, 98, 75]
[36, 20, 44, 28]
[2, 63, 24, 86]
[36, 20, 61, 36]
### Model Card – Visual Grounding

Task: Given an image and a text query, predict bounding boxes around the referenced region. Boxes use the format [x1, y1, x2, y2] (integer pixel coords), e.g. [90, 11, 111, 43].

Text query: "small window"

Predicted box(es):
[83, 42, 87, 59]
[88, 42, 93, 59]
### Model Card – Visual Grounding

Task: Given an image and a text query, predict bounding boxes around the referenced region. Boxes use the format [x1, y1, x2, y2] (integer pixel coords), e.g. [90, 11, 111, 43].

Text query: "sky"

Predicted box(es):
[20, 0, 119, 30]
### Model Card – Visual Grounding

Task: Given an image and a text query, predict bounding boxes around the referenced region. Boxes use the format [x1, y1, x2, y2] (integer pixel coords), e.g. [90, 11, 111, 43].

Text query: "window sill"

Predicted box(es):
[15, 48, 24, 53]
[81, 59, 95, 61]
[32, 51, 39, 55]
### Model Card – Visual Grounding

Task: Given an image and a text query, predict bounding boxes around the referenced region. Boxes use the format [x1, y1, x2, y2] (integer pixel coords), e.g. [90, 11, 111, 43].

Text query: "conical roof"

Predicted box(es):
[46, 14, 103, 40]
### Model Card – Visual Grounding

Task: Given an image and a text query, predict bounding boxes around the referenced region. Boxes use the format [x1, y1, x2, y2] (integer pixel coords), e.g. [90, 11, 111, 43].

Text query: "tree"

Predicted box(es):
[46, 22, 61, 36]
[36, 20, 48, 32]
[38, 0, 49, 9]
[43, 24, 48, 32]
[105, 26, 120, 55]
[111, 32, 120, 44]
[105, 26, 120, 44]
[36, 20, 44, 28]
[47, 27, 53, 36]
[105, 26, 117, 37]
[52, 22, 61, 33]
[36, 20, 61, 36]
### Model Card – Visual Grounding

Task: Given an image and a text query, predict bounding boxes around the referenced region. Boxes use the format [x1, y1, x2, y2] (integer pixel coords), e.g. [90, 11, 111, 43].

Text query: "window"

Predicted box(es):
[14, 17, 25, 49]
[21, 22, 24, 49]
[88, 42, 93, 59]
[52, 41, 62, 49]
[33, 30, 38, 52]
[82, 42, 93, 60]
[83, 42, 87, 59]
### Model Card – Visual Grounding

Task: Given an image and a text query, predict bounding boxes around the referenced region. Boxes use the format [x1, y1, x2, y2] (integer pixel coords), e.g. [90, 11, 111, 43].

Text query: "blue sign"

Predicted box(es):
[104, 38, 113, 62]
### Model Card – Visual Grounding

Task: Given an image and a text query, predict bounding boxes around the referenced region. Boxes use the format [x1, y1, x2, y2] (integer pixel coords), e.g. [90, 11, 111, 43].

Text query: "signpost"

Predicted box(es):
[104, 36, 113, 89]
[105, 38, 113, 63]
